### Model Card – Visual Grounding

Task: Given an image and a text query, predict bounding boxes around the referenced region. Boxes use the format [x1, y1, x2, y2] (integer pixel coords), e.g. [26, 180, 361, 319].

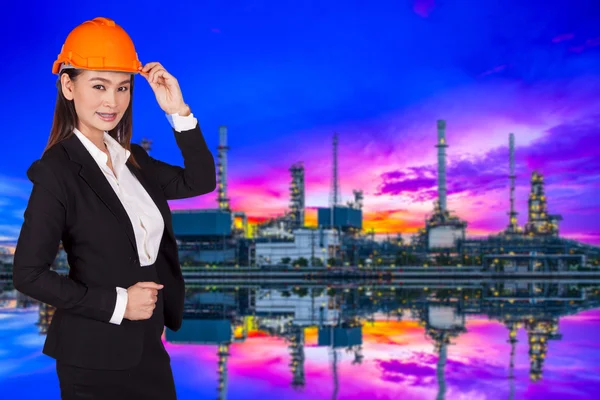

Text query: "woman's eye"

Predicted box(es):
[93, 85, 128, 92]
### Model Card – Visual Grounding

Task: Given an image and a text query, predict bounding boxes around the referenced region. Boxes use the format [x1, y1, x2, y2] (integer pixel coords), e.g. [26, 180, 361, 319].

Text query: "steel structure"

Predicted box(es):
[217, 126, 230, 211]
[505, 133, 521, 235]
[524, 171, 562, 237]
[289, 162, 305, 230]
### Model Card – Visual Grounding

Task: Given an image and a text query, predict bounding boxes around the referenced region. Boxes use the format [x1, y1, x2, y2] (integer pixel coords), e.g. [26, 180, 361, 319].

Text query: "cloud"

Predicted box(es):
[552, 33, 575, 43]
[377, 351, 508, 393]
[376, 114, 600, 205]
[413, 0, 436, 18]
[377, 167, 436, 197]
[570, 37, 600, 53]
[366, 209, 410, 222]
[12, 208, 25, 219]
[0, 175, 31, 199]
[0, 174, 34, 242]
[523, 114, 600, 183]
[378, 357, 435, 384]
[478, 64, 509, 78]
[376, 149, 508, 201]
[0, 225, 21, 241]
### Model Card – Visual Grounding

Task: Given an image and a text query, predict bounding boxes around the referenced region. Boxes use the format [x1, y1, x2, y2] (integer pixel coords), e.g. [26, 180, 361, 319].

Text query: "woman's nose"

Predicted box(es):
[102, 91, 118, 107]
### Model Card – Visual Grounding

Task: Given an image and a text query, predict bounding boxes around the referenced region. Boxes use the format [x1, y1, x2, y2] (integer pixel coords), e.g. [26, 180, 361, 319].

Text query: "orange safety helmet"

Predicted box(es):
[52, 17, 142, 75]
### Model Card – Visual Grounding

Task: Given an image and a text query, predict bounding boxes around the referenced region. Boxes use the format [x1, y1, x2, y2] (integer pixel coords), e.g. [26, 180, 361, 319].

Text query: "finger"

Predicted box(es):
[141, 62, 161, 73]
[146, 64, 165, 81]
[137, 282, 164, 289]
[141, 72, 158, 90]
[151, 68, 168, 84]
[140, 64, 161, 85]
[159, 71, 178, 87]
[149, 68, 162, 84]
[160, 69, 177, 84]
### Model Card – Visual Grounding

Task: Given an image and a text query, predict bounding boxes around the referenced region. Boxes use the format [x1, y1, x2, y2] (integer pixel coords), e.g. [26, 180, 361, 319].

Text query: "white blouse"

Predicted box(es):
[73, 112, 198, 325]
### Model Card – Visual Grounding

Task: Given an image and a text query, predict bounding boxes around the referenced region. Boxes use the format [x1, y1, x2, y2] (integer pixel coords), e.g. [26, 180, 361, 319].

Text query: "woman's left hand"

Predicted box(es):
[139, 62, 188, 115]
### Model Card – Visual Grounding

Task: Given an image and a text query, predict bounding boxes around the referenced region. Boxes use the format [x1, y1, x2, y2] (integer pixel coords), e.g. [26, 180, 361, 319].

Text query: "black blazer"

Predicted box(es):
[12, 122, 216, 370]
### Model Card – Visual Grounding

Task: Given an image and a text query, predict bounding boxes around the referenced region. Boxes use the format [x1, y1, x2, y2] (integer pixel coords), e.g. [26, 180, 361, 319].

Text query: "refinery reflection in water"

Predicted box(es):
[7, 281, 600, 399]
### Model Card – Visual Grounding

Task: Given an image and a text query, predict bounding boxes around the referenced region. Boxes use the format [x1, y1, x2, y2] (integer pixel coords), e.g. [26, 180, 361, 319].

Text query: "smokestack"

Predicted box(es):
[329, 132, 341, 231]
[508, 133, 518, 227]
[330, 132, 340, 207]
[436, 120, 448, 213]
[352, 189, 363, 210]
[289, 162, 305, 229]
[217, 126, 230, 210]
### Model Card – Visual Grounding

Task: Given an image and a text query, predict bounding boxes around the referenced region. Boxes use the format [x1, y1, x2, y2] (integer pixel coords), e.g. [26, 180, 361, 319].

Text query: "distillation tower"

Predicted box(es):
[505, 133, 522, 236]
[524, 172, 562, 237]
[289, 162, 306, 230]
[421, 120, 467, 249]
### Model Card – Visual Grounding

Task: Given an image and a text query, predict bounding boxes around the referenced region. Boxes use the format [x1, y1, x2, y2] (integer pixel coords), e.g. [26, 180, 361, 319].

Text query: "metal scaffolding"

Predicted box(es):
[289, 162, 305, 230]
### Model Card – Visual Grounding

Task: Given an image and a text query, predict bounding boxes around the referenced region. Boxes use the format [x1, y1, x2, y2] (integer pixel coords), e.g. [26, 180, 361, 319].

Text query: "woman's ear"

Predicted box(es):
[60, 74, 75, 101]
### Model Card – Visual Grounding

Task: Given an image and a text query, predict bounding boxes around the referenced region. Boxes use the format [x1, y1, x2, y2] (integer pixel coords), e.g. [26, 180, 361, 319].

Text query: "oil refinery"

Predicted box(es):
[158, 118, 597, 269]
[1, 119, 599, 272]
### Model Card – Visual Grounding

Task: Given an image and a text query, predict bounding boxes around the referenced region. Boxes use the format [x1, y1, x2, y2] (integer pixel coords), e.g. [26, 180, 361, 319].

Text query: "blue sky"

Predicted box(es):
[1, 0, 599, 243]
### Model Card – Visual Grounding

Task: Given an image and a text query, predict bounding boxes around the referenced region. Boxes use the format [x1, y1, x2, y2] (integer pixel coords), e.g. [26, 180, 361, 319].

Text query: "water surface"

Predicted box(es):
[1, 281, 599, 399]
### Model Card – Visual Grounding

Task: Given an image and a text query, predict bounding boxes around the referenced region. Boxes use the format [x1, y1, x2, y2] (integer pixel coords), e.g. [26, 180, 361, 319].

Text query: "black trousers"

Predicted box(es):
[56, 261, 177, 399]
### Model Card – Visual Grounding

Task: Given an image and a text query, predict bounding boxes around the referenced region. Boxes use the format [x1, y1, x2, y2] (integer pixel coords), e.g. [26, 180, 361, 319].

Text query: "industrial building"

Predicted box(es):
[454, 131, 583, 260]
[6, 116, 596, 271]
[504, 133, 522, 237]
[168, 126, 366, 267]
[245, 131, 366, 266]
[317, 205, 362, 231]
[413, 120, 468, 250]
[254, 228, 339, 266]
[524, 171, 562, 237]
[409, 126, 598, 262]
[172, 209, 232, 239]
[254, 289, 340, 326]
[316, 132, 364, 233]
[169, 126, 253, 265]
[289, 162, 305, 230]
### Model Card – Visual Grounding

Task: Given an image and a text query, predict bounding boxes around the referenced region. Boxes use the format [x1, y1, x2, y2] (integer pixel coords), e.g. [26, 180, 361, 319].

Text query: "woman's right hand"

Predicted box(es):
[123, 281, 164, 321]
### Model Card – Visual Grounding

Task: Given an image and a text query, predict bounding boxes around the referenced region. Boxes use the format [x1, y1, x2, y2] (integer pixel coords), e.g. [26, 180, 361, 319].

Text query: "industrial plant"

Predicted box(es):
[412, 120, 468, 250]
[145, 118, 596, 269]
[1, 118, 598, 271]
[2, 118, 599, 397]
[160, 126, 366, 268]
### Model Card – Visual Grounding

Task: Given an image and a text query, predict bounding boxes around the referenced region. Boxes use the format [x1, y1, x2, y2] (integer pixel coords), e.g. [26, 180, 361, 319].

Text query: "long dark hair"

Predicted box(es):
[43, 68, 141, 169]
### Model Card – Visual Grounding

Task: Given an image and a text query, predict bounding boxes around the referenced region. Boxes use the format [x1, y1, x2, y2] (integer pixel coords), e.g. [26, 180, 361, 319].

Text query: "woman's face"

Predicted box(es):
[61, 69, 132, 136]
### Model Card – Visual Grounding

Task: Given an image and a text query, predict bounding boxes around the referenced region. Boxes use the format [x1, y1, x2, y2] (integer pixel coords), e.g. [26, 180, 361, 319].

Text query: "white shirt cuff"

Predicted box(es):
[109, 286, 128, 325]
[166, 112, 198, 132]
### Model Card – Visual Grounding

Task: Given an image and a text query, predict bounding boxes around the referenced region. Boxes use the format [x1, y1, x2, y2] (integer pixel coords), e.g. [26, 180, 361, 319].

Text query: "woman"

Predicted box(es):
[12, 17, 216, 399]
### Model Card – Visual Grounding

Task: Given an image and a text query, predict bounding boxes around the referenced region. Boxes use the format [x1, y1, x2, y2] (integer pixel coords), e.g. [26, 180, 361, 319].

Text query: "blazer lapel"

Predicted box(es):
[62, 134, 142, 254]
[61, 133, 177, 254]
[126, 160, 177, 247]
